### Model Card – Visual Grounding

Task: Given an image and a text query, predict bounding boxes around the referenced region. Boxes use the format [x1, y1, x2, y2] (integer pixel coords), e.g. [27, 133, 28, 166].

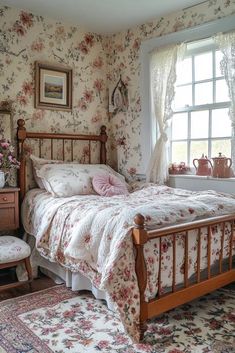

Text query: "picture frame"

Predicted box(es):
[35, 61, 73, 111]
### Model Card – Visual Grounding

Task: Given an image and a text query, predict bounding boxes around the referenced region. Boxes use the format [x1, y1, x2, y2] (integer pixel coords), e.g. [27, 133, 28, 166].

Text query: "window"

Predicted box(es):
[140, 14, 235, 175]
[169, 39, 231, 165]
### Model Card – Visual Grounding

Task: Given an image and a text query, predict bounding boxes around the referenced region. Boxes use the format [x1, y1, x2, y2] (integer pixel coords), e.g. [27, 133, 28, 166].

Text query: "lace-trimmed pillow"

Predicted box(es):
[92, 173, 129, 197]
[36, 164, 128, 197]
[30, 155, 64, 189]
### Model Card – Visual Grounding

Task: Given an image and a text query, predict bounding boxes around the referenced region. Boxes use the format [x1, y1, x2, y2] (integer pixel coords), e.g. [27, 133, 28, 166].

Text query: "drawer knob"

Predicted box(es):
[3, 197, 7, 201]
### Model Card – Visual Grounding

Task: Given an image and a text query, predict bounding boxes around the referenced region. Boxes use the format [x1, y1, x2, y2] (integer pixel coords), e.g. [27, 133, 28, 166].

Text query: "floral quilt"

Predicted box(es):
[22, 184, 235, 341]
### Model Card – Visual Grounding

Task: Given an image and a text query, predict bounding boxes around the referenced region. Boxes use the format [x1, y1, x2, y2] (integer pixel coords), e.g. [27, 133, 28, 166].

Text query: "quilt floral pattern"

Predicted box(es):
[22, 184, 235, 340]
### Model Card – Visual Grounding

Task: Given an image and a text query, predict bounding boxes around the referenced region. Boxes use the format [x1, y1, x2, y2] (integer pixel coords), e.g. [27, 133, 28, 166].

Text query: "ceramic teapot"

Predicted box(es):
[212, 152, 233, 178]
[193, 154, 212, 176]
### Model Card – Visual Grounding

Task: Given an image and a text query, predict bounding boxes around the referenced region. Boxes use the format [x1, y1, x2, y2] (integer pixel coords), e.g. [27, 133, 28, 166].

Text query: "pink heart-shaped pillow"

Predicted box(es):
[92, 173, 129, 196]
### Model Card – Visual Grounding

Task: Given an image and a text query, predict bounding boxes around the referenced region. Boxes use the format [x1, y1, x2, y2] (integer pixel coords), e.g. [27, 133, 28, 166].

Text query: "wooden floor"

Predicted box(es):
[0, 269, 56, 302]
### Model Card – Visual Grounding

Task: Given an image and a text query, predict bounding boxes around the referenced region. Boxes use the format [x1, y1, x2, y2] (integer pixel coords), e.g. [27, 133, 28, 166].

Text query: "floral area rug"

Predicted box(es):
[0, 285, 234, 353]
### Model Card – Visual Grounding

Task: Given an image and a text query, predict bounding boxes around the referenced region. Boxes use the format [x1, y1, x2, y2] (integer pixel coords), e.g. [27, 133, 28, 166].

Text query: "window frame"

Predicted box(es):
[170, 44, 231, 166]
[140, 14, 235, 174]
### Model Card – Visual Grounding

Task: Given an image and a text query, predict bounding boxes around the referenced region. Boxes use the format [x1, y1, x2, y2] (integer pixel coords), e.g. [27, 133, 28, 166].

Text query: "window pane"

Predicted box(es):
[215, 79, 230, 103]
[194, 52, 213, 81]
[171, 142, 187, 163]
[174, 85, 192, 109]
[215, 50, 223, 77]
[211, 108, 231, 137]
[191, 111, 209, 138]
[176, 57, 192, 84]
[211, 139, 231, 158]
[191, 140, 208, 165]
[195, 82, 213, 105]
[172, 113, 188, 140]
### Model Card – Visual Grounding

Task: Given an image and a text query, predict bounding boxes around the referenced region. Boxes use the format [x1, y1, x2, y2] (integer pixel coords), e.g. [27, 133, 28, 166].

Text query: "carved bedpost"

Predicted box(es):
[233, 220, 235, 243]
[17, 119, 27, 201]
[132, 213, 148, 341]
[100, 125, 107, 164]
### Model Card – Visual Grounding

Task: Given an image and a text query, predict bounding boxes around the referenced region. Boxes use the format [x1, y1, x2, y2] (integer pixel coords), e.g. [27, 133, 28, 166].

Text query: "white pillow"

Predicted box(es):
[36, 163, 127, 197]
[30, 155, 63, 189]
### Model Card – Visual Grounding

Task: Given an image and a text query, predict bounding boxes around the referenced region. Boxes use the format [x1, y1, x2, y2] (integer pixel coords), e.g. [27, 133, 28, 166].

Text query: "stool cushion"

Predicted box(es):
[0, 236, 31, 264]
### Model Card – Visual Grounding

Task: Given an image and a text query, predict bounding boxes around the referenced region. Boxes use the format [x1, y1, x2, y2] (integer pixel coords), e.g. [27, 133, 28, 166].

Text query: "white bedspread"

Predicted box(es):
[22, 184, 235, 340]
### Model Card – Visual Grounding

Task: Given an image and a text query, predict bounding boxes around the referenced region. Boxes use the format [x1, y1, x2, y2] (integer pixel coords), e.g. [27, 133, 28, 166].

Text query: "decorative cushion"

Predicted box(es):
[30, 154, 64, 189]
[36, 163, 128, 197]
[0, 236, 31, 264]
[92, 173, 129, 196]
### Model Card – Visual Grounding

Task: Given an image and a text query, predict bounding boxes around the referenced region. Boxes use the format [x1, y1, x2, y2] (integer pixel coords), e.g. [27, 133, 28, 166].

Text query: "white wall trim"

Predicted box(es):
[140, 14, 235, 174]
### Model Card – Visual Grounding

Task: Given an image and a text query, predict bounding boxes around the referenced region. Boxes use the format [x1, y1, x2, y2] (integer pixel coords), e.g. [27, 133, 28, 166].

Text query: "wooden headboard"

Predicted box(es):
[17, 119, 108, 201]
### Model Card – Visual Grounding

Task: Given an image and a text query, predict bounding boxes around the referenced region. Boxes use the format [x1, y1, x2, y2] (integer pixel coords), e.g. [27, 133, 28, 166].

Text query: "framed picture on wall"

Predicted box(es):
[35, 61, 73, 111]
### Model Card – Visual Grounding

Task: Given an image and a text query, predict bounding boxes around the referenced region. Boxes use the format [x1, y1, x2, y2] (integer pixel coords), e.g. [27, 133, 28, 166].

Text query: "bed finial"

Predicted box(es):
[100, 125, 107, 164]
[17, 119, 26, 141]
[17, 119, 27, 202]
[17, 118, 25, 129]
[100, 125, 107, 136]
[134, 213, 145, 229]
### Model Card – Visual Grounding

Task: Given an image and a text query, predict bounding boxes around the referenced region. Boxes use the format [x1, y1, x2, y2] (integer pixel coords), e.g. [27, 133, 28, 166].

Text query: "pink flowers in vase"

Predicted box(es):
[0, 138, 20, 171]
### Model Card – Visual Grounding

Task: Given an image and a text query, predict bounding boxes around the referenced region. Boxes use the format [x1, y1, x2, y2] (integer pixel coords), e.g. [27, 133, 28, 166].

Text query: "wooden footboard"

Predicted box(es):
[132, 213, 235, 341]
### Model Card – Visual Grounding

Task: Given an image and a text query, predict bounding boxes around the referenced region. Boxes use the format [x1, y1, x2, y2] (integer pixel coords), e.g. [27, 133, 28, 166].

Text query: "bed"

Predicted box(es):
[17, 119, 235, 342]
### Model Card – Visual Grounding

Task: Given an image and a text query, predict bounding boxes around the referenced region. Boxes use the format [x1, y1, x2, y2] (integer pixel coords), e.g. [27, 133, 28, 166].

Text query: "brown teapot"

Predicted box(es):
[193, 154, 212, 176]
[212, 153, 234, 178]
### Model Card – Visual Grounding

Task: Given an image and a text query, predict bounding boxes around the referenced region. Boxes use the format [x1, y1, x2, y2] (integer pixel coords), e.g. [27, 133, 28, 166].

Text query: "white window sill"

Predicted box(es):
[168, 174, 235, 194]
[169, 175, 235, 182]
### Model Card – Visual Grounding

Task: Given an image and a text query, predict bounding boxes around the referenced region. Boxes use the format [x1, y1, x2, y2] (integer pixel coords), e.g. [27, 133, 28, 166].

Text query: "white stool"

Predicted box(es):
[0, 236, 32, 291]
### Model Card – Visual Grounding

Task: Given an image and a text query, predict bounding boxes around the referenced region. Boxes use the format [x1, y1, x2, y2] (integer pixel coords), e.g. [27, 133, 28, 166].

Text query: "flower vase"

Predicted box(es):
[0, 171, 5, 188]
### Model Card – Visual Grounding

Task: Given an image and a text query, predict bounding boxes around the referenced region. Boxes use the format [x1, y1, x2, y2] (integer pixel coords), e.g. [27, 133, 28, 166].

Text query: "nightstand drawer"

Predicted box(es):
[0, 192, 15, 204]
[0, 188, 19, 231]
[0, 207, 18, 229]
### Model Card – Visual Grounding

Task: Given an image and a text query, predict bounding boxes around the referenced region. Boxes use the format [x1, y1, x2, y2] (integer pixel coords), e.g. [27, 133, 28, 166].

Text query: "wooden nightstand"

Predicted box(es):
[0, 187, 20, 231]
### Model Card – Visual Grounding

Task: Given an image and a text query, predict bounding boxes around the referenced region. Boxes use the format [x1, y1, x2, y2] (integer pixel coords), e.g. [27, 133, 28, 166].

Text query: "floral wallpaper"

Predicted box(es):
[0, 5, 110, 166]
[106, 0, 235, 179]
[1, 1, 235, 182]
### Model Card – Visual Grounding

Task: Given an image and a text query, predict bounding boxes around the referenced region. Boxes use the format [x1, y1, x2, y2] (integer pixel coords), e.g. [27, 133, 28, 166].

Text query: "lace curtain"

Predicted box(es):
[214, 31, 235, 167]
[146, 43, 186, 184]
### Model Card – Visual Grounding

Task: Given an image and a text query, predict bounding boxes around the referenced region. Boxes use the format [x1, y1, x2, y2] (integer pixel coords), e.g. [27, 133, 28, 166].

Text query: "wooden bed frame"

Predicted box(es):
[17, 119, 235, 341]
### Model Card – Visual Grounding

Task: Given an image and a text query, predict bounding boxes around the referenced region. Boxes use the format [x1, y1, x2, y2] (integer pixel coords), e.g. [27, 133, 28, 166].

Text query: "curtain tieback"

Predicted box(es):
[160, 131, 168, 142]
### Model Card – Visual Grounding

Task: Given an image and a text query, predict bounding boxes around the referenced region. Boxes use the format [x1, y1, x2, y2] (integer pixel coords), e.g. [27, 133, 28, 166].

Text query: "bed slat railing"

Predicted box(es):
[17, 119, 108, 201]
[133, 213, 235, 341]
[220, 223, 225, 273]
[208, 226, 212, 279]
[70, 140, 73, 161]
[39, 139, 42, 158]
[197, 228, 201, 283]
[158, 237, 162, 298]
[62, 139, 65, 161]
[172, 234, 176, 292]
[229, 221, 233, 270]
[89, 141, 91, 164]
[184, 231, 189, 288]
[51, 139, 54, 159]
